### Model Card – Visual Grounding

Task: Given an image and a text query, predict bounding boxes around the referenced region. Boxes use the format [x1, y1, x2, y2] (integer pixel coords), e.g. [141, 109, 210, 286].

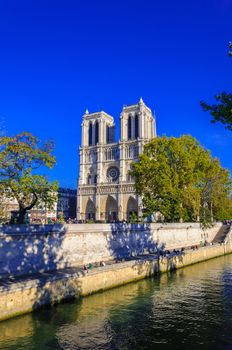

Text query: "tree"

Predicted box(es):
[130, 135, 232, 226]
[0, 132, 58, 224]
[201, 42, 232, 130]
[129, 211, 138, 224]
[201, 92, 232, 131]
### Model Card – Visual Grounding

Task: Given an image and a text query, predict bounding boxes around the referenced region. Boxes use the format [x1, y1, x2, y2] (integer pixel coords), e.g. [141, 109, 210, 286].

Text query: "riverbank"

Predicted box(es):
[0, 222, 223, 280]
[1, 229, 232, 322]
[2, 253, 232, 350]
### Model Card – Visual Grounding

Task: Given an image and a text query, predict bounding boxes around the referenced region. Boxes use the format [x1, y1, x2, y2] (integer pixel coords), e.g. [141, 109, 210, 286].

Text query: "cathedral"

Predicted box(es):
[77, 98, 156, 222]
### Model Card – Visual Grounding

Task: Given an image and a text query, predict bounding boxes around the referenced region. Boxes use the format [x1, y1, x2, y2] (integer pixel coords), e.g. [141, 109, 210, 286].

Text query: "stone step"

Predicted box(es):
[212, 225, 230, 243]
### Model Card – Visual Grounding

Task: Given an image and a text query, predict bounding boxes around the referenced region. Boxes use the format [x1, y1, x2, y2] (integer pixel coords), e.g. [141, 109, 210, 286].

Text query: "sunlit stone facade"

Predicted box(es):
[77, 99, 156, 222]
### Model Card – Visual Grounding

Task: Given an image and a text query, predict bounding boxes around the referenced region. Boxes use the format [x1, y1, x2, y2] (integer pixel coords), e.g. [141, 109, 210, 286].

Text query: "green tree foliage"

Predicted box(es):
[130, 135, 232, 226]
[201, 42, 232, 130]
[0, 132, 58, 224]
[129, 211, 138, 224]
[201, 92, 232, 131]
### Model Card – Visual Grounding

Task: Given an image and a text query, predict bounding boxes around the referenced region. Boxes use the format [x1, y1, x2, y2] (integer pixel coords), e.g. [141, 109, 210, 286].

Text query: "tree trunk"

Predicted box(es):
[18, 207, 27, 224]
[210, 202, 214, 222]
[16, 195, 38, 224]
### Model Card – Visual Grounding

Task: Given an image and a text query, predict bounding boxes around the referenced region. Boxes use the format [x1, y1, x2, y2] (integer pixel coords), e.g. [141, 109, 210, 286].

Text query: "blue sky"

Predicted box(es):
[0, 0, 231, 188]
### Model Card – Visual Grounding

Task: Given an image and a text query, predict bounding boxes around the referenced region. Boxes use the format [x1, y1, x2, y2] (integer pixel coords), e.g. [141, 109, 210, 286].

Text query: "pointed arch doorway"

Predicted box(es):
[85, 199, 96, 221]
[127, 196, 138, 221]
[105, 195, 118, 222]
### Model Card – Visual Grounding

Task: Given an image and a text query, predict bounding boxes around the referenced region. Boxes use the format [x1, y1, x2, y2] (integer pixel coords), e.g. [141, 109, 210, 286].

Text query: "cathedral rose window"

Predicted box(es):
[107, 166, 119, 181]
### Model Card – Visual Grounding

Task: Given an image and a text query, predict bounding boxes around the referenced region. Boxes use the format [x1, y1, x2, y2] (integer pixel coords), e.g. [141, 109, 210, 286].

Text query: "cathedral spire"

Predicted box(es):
[139, 97, 144, 104]
[85, 109, 89, 114]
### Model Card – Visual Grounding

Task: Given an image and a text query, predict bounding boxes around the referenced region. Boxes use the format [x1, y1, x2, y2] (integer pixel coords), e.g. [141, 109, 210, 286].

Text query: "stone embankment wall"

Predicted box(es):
[0, 223, 221, 279]
[0, 227, 232, 322]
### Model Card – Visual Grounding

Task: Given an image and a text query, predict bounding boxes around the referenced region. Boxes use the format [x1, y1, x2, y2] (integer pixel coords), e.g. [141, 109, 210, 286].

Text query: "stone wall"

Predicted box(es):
[0, 223, 222, 279]
[0, 229, 232, 322]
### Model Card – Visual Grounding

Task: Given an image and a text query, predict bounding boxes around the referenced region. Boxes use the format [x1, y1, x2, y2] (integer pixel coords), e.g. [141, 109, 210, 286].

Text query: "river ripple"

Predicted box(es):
[1, 255, 232, 349]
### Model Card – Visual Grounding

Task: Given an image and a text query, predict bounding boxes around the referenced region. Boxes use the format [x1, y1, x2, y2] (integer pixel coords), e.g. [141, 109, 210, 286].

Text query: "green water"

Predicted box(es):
[1, 255, 232, 349]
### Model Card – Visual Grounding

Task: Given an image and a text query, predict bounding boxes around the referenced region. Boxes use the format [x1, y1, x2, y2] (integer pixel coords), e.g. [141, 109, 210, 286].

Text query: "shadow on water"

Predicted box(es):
[1, 254, 232, 349]
[0, 278, 159, 349]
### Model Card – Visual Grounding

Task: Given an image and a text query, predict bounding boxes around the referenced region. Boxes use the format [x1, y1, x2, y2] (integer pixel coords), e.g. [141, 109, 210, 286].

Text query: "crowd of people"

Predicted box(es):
[49, 219, 232, 225]
[223, 220, 232, 225]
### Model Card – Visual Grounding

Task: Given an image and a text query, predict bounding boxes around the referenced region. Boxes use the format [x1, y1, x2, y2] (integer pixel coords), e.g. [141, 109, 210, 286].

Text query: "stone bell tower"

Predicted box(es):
[119, 97, 156, 183]
[77, 99, 156, 222]
[78, 110, 115, 187]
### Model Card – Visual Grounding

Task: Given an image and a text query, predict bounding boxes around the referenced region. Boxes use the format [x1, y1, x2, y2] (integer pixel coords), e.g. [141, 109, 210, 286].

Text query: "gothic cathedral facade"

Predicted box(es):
[77, 99, 156, 222]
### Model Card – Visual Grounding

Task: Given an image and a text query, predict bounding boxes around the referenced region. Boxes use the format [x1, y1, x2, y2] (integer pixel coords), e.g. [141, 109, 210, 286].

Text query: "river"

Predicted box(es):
[1, 254, 232, 349]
